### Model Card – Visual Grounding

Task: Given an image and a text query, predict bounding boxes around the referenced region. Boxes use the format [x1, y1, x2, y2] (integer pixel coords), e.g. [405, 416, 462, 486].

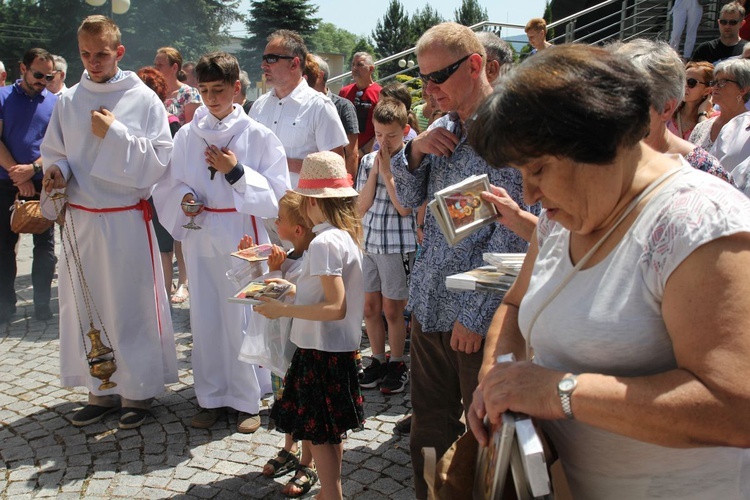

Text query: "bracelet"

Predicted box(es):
[417, 224, 425, 229]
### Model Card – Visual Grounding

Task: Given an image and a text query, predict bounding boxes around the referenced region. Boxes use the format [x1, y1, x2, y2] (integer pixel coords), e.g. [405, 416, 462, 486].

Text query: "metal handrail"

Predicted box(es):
[329, 0, 671, 85]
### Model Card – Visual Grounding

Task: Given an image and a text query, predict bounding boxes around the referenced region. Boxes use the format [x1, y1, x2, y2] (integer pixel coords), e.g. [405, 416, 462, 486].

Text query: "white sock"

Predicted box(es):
[372, 353, 387, 363]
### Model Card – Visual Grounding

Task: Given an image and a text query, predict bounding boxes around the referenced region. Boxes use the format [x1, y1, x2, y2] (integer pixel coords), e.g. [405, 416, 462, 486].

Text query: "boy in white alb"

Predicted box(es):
[153, 52, 290, 432]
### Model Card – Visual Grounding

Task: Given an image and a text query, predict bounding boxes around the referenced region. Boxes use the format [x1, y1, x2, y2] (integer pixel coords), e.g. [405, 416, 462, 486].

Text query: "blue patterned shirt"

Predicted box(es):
[391, 112, 538, 336]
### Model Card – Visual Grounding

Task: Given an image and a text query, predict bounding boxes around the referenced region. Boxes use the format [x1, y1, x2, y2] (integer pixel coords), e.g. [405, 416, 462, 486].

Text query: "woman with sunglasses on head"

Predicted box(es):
[617, 40, 733, 184]
[689, 58, 750, 151]
[668, 61, 715, 140]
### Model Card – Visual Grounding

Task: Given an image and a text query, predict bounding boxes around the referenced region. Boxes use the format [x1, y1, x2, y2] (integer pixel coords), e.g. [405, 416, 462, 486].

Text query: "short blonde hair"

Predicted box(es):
[525, 18, 547, 33]
[78, 15, 121, 48]
[416, 22, 486, 65]
[279, 191, 310, 229]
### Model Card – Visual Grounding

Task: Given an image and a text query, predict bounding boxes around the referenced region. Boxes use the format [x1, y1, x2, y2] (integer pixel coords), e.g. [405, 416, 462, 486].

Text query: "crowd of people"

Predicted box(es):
[2, 6, 750, 499]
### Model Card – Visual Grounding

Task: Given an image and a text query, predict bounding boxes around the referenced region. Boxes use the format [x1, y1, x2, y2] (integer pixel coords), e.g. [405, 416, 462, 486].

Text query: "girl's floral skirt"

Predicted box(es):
[270, 348, 365, 445]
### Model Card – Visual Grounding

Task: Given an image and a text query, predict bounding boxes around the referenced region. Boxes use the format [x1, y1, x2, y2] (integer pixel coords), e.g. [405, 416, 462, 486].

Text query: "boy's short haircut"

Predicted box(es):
[78, 15, 121, 48]
[279, 191, 311, 229]
[195, 51, 239, 85]
[373, 98, 408, 128]
[525, 18, 547, 33]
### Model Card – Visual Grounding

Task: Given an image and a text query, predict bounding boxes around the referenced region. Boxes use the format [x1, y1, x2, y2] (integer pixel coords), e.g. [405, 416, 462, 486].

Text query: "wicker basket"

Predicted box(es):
[9, 195, 54, 234]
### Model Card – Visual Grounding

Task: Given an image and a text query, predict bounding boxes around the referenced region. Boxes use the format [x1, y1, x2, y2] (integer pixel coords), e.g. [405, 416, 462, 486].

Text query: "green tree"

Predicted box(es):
[240, 0, 320, 80]
[411, 5, 444, 39]
[454, 0, 489, 28]
[308, 22, 358, 57]
[371, 0, 414, 79]
[0, 0, 241, 82]
[544, 1, 555, 42]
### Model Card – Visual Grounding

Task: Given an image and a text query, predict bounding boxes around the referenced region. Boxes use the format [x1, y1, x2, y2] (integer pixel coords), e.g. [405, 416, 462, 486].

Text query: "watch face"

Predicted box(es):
[560, 379, 576, 392]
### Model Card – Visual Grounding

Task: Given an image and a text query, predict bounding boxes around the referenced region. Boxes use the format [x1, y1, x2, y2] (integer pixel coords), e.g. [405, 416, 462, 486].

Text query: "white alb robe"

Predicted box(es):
[40, 71, 178, 400]
[154, 104, 290, 412]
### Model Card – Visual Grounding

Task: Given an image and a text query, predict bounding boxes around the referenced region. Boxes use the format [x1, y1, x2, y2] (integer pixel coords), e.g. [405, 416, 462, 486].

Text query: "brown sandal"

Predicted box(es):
[282, 464, 318, 497]
[263, 448, 300, 478]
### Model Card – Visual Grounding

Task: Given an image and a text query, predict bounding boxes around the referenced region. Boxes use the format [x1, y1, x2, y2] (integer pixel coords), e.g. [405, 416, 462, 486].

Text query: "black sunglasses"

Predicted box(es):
[262, 53, 295, 64]
[419, 54, 473, 85]
[719, 19, 740, 25]
[686, 78, 709, 89]
[31, 71, 56, 82]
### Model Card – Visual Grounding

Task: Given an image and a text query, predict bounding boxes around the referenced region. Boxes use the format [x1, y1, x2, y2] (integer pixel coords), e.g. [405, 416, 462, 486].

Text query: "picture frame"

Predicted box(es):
[430, 174, 498, 245]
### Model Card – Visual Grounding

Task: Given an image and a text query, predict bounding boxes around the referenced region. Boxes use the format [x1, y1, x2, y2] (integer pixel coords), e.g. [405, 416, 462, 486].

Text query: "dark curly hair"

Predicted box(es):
[468, 43, 651, 168]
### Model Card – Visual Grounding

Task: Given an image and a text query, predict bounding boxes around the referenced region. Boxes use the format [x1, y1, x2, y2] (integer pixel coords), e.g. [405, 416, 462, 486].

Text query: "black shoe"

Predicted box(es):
[35, 304, 53, 321]
[360, 357, 388, 389]
[70, 404, 119, 427]
[0, 304, 16, 323]
[394, 414, 411, 435]
[380, 361, 410, 394]
[119, 408, 150, 429]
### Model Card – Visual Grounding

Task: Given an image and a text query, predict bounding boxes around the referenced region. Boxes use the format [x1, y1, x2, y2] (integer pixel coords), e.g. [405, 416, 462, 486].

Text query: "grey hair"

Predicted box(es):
[611, 39, 684, 113]
[476, 31, 513, 66]
[353, 52, 374, 66]
[53, 55, 67, 74]
[238, 70, 250, 97]
[715, 58, 750, 102]
[0, 60, 4, 73]
[313, 55, 329, 83]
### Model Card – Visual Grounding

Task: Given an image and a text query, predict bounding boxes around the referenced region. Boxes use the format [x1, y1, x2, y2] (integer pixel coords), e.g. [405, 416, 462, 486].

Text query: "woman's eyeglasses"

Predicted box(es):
[419, 54, 473, 85]
[261, 54, 295, 64]
[31, 71, 56, 82]
[686, 78, 709, 89]
[719, 19, 740, 26]
[709, 79, 740, 88]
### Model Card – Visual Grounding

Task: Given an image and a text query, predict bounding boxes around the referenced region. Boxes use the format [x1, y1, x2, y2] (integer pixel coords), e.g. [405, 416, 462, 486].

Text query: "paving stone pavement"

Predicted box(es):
[1, 233, 413, 499]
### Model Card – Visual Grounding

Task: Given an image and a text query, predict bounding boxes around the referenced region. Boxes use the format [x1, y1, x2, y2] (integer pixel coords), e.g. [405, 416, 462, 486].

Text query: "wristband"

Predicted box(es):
[417, 224, 425, 229]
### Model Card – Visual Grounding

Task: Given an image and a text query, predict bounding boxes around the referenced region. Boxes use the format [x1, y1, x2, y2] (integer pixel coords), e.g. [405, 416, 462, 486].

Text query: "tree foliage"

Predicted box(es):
[0, 0, 241, 82]
[308, 22, 358, 58]
[240, 0, 320, 80]
[454, 0, 489, 28]
[371, 0, 413, 78]
[411, 5, 445, 39]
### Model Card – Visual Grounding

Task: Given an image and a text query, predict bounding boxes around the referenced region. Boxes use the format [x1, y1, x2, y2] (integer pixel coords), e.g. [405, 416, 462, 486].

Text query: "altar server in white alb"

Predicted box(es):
[40, 15, 177, 430]
[153, 51, 290, 433]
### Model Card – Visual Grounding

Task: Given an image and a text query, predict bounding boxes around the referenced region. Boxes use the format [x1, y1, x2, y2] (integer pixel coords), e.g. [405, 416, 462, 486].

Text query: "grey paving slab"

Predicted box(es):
[0, 233, 415, 498]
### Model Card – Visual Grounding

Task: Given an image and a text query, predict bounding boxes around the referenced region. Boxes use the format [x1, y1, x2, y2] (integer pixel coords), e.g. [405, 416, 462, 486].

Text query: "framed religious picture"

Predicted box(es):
[430, 174, 498, 245]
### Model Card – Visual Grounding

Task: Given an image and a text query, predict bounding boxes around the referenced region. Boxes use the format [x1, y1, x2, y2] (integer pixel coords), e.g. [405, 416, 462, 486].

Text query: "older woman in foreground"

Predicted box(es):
[467, 44, 750, 499]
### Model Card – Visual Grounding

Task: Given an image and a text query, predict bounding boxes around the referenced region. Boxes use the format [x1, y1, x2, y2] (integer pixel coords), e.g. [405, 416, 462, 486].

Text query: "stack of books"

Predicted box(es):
[445, 253, 525, 294]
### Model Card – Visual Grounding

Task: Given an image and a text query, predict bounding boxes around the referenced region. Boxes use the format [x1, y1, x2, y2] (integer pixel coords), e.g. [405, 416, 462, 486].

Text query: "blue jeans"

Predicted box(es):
[0, 179, 56, 311]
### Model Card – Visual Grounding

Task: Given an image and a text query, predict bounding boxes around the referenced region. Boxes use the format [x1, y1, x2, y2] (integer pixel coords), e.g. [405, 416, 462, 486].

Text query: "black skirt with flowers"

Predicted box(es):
[270, 348, 365, 445]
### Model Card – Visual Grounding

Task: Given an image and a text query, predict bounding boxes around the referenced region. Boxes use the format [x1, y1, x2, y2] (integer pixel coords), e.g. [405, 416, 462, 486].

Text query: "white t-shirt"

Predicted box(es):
[291, 222, 363, 352]
[518, 166, 750, 500]
[249, 79, 348, 187]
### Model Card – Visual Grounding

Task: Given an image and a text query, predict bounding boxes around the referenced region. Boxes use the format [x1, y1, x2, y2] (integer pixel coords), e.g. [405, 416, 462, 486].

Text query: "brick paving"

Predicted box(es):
[0, 233, 413, 499]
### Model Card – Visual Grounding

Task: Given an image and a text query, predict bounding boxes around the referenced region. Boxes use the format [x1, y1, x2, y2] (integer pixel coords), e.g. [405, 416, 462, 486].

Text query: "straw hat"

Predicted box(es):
[293, 151, 359, 198]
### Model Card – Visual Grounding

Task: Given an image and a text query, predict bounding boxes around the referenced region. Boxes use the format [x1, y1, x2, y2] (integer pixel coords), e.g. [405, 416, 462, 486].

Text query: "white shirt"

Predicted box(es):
[711, 111, 750, 173]
[519, 166, 750, 499]
[291, 222, 363, 352]
[249, 79, 347, 186]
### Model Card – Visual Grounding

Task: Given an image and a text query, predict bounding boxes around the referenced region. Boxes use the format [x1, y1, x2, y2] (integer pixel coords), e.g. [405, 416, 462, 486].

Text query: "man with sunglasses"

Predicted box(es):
[339, 52, 381, 159]
[249, 29, 347, 189]
[692, 2, 748, 64]
[389, 23, 534, 499]
[0, 47, 58, 323]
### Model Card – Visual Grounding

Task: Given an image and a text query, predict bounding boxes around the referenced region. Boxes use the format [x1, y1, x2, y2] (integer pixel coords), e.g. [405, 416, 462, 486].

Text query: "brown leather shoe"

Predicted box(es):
[237, 412, 261, 433]
[191, 407, 225, 429]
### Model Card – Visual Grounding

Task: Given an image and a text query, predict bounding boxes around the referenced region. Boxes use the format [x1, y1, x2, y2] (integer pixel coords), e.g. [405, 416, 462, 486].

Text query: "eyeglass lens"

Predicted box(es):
[32, 71, 55, 82]
[419, 54, 472, 85]
[719, 19, 740, 25]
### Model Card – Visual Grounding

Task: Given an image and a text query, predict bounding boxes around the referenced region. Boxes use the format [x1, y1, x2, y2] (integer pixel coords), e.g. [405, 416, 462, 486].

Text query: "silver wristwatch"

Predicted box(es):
[557, 373, 578, 419]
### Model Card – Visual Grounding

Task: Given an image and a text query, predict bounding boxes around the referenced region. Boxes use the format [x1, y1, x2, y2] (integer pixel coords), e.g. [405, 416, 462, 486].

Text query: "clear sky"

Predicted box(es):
[229, 0, 549, 39]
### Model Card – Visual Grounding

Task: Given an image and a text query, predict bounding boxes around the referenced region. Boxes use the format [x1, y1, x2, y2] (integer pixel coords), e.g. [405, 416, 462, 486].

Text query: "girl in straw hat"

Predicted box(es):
[255, 150, 364, 500]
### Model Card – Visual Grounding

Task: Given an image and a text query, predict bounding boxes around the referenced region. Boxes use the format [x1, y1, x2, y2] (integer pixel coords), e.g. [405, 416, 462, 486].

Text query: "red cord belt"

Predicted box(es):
[68, 200, 162, 336]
